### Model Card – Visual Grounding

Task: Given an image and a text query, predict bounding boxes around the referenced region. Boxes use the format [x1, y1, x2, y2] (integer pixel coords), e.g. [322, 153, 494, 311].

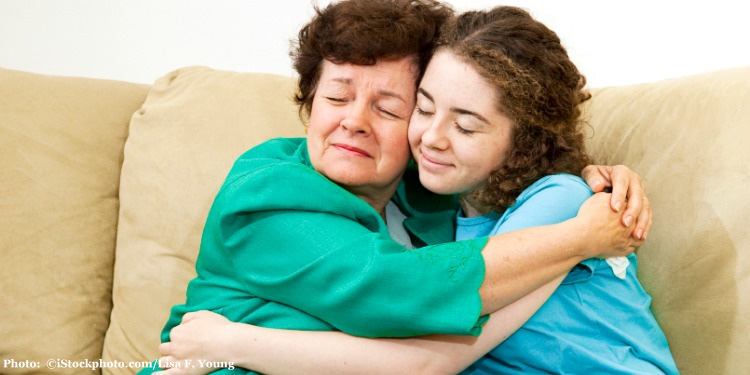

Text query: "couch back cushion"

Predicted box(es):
[101, 65, 750, 374]
[0, 68, 149, 374]
[101, 67, 304, 373]
[585, 67, 750, 374]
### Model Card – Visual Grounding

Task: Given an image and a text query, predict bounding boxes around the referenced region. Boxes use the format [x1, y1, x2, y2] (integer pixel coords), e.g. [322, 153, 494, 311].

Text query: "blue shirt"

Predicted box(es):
[458, 174, 678, 375]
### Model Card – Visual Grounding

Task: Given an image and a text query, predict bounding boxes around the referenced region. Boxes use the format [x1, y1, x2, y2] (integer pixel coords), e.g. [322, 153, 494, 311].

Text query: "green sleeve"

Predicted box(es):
[207, 161, 488, 338]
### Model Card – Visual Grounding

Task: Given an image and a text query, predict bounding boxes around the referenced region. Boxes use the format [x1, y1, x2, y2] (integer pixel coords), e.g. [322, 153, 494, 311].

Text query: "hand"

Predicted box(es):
[575, 192, 642, 259]
[581, 164, 652, 240]
[153, 311, 235, 375]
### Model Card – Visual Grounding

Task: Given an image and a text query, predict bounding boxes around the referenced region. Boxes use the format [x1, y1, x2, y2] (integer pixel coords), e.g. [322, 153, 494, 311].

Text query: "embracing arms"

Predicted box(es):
[476, 163, 650, 314]
[158, 275, 564, 375]
[156, 166, 650, 374]
[213, 164, 646, 332]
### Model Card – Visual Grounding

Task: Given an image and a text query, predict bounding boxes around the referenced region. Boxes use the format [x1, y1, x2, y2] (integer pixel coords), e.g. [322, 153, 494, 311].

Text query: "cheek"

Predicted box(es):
[475, 141, 511, 181]
[307, 100, 323, 134]
[308, 103, 338, 141]
[381, 126, 411, 163]
[493, 137, 513, 167]
[407, 115, 426, 149]
[456, 140, 497, 177]
[306, 102, 331, 168]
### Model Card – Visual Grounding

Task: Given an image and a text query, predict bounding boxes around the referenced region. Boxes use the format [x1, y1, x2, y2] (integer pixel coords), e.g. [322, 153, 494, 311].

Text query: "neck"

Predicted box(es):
[349, 184, 399, 221]
[459, 192, 492, 218]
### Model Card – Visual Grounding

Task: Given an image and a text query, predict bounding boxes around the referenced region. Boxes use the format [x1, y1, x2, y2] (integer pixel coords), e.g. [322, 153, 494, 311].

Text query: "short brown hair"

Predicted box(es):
[291, 0, 453, 117]
[438, 6, 592, 211]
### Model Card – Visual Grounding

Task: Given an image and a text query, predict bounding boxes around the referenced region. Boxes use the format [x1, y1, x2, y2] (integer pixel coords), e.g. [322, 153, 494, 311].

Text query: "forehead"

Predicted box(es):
[318, 58, 419, 98]
[420, 50, 498, 105]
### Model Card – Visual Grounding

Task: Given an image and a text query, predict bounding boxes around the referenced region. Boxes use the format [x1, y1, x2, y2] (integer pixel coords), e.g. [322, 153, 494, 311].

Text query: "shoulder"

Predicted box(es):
[224, 137, 312, 187]
[521, 173, 591, 198]
[490, 174, 593, 234]
[231, 137, 309, 172]
[214, 137, 370, 222]
[516, 173, 592, 208]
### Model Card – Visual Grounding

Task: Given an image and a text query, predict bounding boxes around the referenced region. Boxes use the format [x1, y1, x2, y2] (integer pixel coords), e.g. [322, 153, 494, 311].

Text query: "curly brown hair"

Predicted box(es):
[291, 0, 454, 117]
[437, 6, 592, 211]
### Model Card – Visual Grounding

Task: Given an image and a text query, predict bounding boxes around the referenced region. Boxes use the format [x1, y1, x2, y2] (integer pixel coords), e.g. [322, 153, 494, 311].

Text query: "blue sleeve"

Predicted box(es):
[490, 174, 593, 235]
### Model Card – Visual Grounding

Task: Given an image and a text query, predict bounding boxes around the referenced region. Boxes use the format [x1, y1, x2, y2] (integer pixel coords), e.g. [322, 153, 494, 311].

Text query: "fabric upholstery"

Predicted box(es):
[0, 68, 149, 374]
[101, 67, 305, 374]
[584, 67, 750, 374]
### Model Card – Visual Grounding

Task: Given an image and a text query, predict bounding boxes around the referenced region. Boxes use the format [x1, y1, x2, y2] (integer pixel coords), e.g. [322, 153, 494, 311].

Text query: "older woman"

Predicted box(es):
[142, 1, 650, 374]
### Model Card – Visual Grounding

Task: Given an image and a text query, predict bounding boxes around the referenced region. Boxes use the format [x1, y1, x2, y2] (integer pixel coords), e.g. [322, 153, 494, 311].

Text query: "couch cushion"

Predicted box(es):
[0, 68, 149, 374]
[102, 67, 304, 373]
[584, 67, 750, 374]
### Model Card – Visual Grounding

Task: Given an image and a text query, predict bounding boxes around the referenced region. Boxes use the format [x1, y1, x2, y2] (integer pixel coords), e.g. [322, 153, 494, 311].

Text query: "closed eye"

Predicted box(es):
[378, 107, 401, 119]
[455, 123, 475, 135]
[415, 106, 433, 116]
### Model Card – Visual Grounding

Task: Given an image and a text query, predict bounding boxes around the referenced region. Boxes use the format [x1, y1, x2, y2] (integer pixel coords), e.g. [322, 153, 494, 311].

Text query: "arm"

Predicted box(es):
[475, 166, 648, 315]
[202, 153, 637, 337]
[157, 275, 564, 375]
[222, 194, 632, 325]
[158, 178, 633, 374]
[157, 179, 636, 374]
[209, 163, 634, 336]
[478, 191, 637, 314]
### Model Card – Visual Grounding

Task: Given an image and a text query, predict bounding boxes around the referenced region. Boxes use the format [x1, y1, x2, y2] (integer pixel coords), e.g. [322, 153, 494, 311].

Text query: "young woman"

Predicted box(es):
[154, 6, 674, 375]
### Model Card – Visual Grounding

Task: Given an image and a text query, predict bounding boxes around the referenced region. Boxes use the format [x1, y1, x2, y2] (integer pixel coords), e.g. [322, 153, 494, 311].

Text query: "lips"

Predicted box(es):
[419, 149, 452, 167]
[332, 143, 372, 158]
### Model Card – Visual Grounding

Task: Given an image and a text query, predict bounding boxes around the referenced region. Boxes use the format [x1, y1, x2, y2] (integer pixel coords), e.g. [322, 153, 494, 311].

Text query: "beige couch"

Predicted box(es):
[1, 65, 748, 374]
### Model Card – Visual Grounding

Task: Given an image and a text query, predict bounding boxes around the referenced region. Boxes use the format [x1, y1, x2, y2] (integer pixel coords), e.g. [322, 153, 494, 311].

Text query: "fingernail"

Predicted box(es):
[614, 201, 622, 212]
[635, 229, 643, 240]
[623, 216, 633, 227]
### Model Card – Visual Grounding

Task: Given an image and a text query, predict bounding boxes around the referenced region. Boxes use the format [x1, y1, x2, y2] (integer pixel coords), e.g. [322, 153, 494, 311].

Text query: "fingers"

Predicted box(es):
[625, 232, 645, 256]
[154, 356, 175, 374]
[632, 196, 652, 240]
[622, 178, 644, 230]
[182, 311, 198, 323]
[156, 356, 193, 375]
[182, 310, 213, 324]
[609, 165, 631, 214]
[630, 237, 645, 249]
[582, 165, 612, 193]
[159, 342, 171, 356]
[159, 356, 175, 366]
[642, 198, 654, 240]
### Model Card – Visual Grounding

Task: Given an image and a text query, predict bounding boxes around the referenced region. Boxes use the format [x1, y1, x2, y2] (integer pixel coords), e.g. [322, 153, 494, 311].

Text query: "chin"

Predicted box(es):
[418, 175, 455, 195]
[328, 173, 366, 187]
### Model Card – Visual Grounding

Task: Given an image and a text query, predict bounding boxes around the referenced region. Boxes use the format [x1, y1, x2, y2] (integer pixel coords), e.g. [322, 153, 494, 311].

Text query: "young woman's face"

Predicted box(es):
[307, 58, 417, 199]
[409, 50, 514, 195]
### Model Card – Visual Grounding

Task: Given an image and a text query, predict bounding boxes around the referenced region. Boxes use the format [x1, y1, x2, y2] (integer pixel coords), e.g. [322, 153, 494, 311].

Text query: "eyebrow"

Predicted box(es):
[329, 78, 408, 103]
[418, 87, 491, 124]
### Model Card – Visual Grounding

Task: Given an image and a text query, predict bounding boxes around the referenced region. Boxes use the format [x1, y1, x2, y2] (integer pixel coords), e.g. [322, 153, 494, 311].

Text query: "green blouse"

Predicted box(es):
[159, 137, 489, 342]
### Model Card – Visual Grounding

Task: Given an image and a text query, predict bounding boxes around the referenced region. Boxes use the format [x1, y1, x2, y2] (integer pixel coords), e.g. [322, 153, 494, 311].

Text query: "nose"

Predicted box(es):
[340, 101, 371, 136]
[421, 117, 449, 150]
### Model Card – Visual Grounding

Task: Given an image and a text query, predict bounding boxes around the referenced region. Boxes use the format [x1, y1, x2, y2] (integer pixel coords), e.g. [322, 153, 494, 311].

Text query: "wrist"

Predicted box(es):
[219, 322, 249, 368]
[562, 218, 593, 260]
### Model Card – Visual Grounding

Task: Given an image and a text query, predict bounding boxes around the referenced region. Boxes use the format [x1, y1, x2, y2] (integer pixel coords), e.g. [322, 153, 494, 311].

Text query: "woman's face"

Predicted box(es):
[307, 58, 417, 200]
[409, 50, 514, 196]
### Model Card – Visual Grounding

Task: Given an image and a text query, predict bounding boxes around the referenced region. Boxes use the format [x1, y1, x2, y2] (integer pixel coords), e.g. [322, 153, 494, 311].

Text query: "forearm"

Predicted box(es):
[223, 324, 437, 375]
[227, 327, 437, 375]
[479, 220, 585, 314]
[226, 277, 562, 375]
